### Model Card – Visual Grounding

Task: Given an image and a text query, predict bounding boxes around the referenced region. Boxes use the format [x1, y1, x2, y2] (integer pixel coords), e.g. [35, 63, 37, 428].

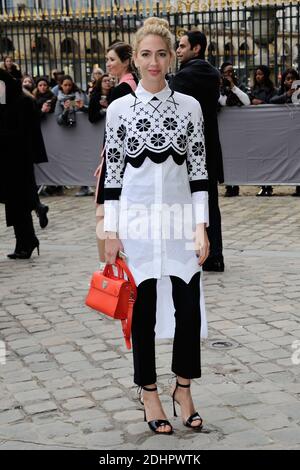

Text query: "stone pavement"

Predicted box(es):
[0, 186, 300, 450]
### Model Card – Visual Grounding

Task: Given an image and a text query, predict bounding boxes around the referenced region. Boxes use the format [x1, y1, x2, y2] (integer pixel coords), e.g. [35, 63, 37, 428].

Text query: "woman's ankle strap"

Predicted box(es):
[176, 381, 191, 388]
[142, 385, 157, 392]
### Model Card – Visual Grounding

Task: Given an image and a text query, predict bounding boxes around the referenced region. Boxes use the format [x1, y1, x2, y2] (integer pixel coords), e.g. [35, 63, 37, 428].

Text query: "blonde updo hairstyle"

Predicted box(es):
[134, 17, 175, 58]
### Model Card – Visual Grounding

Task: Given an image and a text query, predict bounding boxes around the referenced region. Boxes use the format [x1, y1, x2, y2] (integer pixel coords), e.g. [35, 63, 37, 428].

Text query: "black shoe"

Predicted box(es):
[172, 381, 203, 431]
[138, 386, 173, 435]
[202, 256, 225, 272]
[224, 186, 239, 197]
[292, 187, 300, 197]
[39, 189, 51, 197]
[75, 186, 94, 197]
[36, 204, 49, 229]
[7, 238, 40, 260]
[256, 186, 273, 197]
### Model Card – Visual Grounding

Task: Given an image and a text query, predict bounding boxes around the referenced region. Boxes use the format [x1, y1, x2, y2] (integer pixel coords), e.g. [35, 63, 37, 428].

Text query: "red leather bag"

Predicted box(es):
[85, 258, 137, 349]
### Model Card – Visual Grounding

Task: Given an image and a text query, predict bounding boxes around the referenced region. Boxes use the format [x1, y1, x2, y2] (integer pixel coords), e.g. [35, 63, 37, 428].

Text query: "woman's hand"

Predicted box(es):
[75, 99, 84, 109]
[227, 75, 235, 89]
[105, 232, 124, 264]
[63, 100, 71, 109]
[195, 224, 210, 266]
[100, 99, 108, 108]
[252, 98, 264, 105]
[41, 102, 51, 113]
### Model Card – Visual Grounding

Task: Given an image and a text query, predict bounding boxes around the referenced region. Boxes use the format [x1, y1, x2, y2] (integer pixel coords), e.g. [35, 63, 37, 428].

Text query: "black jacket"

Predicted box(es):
[88, 89, 109, 123]
[250, 85, 277, 104]
[0, 69, 47, 226]
[170, 58, 224, 183]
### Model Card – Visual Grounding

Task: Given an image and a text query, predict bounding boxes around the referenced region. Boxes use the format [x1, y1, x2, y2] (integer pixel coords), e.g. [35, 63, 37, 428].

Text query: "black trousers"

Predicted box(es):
[132, 272, 201, 386]
[206, 179, 223, 259]
[12, 211, 36, 252]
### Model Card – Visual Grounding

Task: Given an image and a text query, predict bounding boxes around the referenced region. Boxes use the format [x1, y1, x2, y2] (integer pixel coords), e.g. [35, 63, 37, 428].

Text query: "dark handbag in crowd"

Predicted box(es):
[85, 257, 137, 349]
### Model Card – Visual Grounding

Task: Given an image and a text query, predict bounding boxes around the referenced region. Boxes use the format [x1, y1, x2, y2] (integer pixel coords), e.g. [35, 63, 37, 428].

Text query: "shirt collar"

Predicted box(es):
[135, 80, 172, 104]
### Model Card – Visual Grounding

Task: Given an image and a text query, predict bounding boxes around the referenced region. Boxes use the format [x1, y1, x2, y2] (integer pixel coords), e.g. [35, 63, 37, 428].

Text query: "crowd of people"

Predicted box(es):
[2, 52, 299, 201]
[1, 42, 299, 262]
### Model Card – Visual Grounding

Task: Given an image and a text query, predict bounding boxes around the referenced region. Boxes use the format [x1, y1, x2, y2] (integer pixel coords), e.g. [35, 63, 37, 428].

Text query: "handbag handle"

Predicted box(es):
[103, 257, 137, 349]
[103, 262, 123, 279]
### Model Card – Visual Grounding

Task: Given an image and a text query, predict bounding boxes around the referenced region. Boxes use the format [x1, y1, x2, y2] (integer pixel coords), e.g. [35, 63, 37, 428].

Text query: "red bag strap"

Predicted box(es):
[115, 258, 137, 300]
[103, 258, 137, 349]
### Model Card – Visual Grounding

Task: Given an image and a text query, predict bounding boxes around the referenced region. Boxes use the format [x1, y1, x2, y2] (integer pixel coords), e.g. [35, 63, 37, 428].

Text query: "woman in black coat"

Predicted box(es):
[88, 74, 113, 123]
[250, 65, 277, 197]
[0, 69, 48, 259]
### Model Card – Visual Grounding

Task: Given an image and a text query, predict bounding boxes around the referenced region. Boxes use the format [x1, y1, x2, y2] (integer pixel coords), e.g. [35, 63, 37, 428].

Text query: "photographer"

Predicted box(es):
[88, 74, 113, 123]
[55, 75, 93, 197]
[219, 62, 250, 197]
[33, 77, 56, 118]
[270, 68, 299, 104]
[270, 68, 300, 197]
[219, 62, 250, 107]
[55, 75, 88, 127]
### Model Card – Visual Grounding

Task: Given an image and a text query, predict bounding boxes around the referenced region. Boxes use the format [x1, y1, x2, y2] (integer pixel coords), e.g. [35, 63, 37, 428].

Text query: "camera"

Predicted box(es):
[291, 80, 300, 91]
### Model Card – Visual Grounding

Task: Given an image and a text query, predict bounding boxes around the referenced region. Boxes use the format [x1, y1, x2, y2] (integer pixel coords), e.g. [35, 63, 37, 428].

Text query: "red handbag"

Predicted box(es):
[85, 258, 137, 349]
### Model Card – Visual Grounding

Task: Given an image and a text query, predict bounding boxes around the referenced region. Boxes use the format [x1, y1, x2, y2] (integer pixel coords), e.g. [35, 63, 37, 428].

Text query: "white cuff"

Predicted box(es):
[192, 191, 209, 227]
[218, 94, 227, 106]
[104, 200, 119, 232]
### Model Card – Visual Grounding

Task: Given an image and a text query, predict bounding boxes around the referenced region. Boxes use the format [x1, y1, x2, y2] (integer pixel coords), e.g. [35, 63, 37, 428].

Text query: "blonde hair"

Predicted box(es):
[134, 17, 175, 54]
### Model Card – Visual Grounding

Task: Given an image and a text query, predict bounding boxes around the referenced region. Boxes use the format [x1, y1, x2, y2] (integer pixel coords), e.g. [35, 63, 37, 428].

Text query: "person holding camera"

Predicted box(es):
[55, 75, 92, 197]
[33, 77, 56, 118]
[55, 75, 87, 127]
[270, 68, 299, 104]
[270, 68, 300, 197]
[88, 73, 113, 123]
[219, 62, 250, 197]
[250, 66, 277, 197]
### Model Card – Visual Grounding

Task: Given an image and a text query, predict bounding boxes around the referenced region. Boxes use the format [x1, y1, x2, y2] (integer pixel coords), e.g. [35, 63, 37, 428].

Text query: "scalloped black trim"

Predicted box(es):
[104, 188, 122, 200]
[190, 180, 209, 193]
[125, 148, 187, 168]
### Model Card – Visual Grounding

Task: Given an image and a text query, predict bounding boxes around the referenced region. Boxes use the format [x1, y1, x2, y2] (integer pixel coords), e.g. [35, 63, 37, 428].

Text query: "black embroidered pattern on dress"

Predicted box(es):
[125, 148, 187, 168]
[117, 124, 126, 141]
[187, 121, 194, 136]
[177, 134, 187, 150]
[150, 133, 166, 147]
[127, 137, 139, 152]
[163, 117, 178, 130]
[104, 91, 208, 197]
[192, 142, 205, 156]
[136, 118, 151, 132]
[107, 148, 121, 163]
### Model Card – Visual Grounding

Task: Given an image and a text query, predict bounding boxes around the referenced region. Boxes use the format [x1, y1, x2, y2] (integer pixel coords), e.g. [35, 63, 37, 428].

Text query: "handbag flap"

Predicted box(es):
[90, 271, 130, 297]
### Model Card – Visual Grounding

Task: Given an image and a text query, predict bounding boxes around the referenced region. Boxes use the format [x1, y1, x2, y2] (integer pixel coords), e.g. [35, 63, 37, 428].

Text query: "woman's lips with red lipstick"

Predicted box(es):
[148, 69, 160, 75]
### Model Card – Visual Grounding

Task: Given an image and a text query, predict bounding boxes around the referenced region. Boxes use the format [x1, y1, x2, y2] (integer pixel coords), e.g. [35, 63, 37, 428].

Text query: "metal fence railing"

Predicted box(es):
[0, 1, 299, 89]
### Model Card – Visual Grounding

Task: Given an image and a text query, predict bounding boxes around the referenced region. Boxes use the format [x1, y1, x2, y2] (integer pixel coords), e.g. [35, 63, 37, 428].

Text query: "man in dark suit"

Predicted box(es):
[170, 30, 225, 272]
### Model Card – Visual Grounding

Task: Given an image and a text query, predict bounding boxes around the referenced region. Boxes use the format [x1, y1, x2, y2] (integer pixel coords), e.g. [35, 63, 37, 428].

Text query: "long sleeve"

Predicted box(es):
[88, 93, 107, 123]
[218, 94, 228, 106]
[270, 92, 289, 104]
[187, 101, 209, 225]
[103, 103, 126, 232]
[231, 85, 251, 105]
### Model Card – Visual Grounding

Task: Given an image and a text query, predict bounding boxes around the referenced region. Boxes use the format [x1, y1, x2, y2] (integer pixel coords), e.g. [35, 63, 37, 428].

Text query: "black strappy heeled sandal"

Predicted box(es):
[172, 381, 203, 431]
[138, 385, 173, 435]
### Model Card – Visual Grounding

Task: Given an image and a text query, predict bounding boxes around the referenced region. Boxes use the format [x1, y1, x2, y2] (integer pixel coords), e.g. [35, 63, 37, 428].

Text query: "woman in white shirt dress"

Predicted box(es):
[104, 18, 209, 435]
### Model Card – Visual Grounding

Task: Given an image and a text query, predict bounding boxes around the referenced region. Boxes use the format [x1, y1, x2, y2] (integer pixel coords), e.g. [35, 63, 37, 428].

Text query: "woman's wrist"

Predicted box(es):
[105, 231, 118, 239]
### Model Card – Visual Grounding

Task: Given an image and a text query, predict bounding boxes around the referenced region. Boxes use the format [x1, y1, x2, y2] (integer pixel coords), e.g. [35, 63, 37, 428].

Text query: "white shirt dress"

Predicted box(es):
[103, 82, 209, 339]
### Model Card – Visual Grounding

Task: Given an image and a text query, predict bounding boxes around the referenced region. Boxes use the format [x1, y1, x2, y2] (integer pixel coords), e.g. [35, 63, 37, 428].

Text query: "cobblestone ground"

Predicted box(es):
[0, 186, 300, 450]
